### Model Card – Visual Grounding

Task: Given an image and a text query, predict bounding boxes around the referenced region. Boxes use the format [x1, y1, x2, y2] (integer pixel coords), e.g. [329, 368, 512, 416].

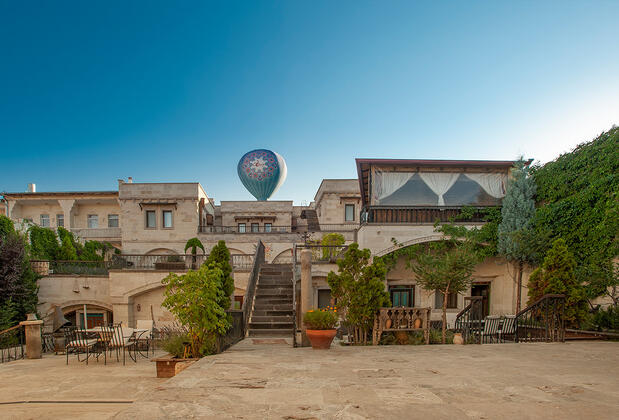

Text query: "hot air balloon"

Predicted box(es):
[237, 149, 287, 201]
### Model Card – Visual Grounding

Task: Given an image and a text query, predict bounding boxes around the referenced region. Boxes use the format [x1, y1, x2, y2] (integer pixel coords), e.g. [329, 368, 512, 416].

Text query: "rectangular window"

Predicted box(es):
[162, 210, 173, 228]
[251, 223, 259, 233]
[234, 296, 243, 310]
[146, 210, 156, 228]
[390, 286, 414, 307]
[345, 204, 355, 221]
[108, 214, 119, 228]
[238, 223, 246, 233]
[87, 214, 98, 228]
[264, 223, 272, 232]
[317, 289, 334, 309]
[435, 290, 458, 309]
[40, 214, 50, 227]
[56, 214, 64, 227]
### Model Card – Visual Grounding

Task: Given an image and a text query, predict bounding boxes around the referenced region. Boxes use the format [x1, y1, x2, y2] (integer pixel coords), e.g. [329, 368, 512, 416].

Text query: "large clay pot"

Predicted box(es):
[385, 319, 392, 329]
[453, 333, 464, 345]
[306, 329, 337, 350]
[413, 318, 422, 329]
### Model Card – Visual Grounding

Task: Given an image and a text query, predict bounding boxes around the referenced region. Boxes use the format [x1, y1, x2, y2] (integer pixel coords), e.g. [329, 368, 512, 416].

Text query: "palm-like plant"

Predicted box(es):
[184, 238, 205, 269]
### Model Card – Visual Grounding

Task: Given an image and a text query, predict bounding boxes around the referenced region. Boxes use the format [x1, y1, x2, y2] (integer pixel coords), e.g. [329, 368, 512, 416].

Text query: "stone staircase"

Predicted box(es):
[301, 209, 321, 231]
[247, 264, 294, 337]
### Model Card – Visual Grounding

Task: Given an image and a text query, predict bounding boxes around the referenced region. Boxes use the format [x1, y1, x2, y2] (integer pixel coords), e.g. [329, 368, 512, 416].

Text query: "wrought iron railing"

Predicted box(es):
[0, 324, 25, 364]
[242, 241, 265, 336]
[49, 260, 110, 275]
[454, 296, 484, 344]
[363, 206, 489, 224]
[515, 294, 565, 343]
[294, 245, 349, 264]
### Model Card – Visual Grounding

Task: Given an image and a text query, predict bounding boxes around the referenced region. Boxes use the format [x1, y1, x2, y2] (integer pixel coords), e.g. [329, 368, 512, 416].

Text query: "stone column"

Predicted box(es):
[300, 249, 313, 346]
[58, 199, 76, 228]
[20, 314, 44, 359]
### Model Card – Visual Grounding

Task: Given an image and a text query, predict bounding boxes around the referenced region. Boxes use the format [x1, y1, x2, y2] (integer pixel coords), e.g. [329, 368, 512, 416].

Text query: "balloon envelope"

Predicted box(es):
[237, 149, 287, 201]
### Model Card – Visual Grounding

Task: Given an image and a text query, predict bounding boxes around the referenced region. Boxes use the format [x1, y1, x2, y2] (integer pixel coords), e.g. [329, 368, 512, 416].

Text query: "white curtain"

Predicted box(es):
[419, 172, 460, 206]
[372, 171, 414, 203]
[464, 173, 506, 198]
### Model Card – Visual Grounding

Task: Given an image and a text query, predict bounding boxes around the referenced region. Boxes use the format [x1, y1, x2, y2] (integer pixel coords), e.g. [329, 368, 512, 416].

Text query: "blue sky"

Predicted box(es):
[1, 1, 618, 204]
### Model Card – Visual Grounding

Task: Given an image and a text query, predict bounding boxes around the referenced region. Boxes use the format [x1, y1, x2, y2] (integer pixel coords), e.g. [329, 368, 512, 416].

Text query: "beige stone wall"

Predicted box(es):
[119, 183, 205, 254]
[220, 201, 293, 229]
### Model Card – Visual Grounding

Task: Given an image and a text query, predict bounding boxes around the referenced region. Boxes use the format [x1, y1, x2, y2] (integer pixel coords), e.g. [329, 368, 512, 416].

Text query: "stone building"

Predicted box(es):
[1, 158, 530, 333]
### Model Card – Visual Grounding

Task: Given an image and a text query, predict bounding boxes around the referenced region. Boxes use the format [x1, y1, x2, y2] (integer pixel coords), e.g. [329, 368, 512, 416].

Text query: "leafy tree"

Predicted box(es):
[320, 232, 345, 260]
[184, 237, 205, 269]
[0, 232, 39, 325]
[327, 243, 390, 344]
[161, 263, 231, 357]
[407, 237, 479, 343]
[531, 127, 618, 304]
[29, 225, 60, 260]
[497, 158, 537, 312]
[205, 240, 234, 310]
[57, 229, 78, 261]
[527, 238, 588, 327]
[0, 215, 15, 239]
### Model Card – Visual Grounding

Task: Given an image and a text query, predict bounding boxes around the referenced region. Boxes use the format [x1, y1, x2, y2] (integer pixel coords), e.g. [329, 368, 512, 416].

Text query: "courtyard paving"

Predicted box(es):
[1, 341, 618, 419]
[114, 340, 619, 420]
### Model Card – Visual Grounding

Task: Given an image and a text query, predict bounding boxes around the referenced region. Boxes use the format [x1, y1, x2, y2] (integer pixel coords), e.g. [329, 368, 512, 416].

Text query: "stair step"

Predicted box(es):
[249, 322, 294, 329]
[253, 305, 293, 312]
[256, 291, 293, 297]
[252, 310, 294, 317]
[251, 315, 293, 323]
[248, 329, 293, 337]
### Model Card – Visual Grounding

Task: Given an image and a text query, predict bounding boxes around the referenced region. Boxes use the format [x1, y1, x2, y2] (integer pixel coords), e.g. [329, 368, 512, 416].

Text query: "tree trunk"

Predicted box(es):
[442, 290, 448, 344]
[516, 260, 523, 313]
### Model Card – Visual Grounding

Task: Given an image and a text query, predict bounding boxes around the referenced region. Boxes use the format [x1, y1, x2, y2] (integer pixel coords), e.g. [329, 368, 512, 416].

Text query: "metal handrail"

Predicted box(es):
[292, 244, 298, 347]
[454, 296, 484, 344]
[515, 294, 566, 343]
[241, 241, 265, 336]
[1, 324, 24, 364]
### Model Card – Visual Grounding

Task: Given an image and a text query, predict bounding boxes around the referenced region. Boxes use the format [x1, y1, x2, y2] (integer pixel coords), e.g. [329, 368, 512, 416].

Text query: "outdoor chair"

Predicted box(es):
[108, 323, 137, 365]
[481, 315, 501, 343]
[499, 315, 517, 343]
[64, 326, 101, 365]
[136, 320, 154, 356]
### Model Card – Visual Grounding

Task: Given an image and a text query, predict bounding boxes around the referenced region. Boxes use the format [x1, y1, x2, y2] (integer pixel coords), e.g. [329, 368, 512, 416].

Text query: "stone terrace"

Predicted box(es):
[115, 341, 619, 420]
[1, 342, 618, 419]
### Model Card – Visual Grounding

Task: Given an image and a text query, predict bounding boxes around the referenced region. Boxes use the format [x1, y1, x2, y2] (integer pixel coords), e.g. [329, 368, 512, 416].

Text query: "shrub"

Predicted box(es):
[161, 331, 191, 358]
[303, 309, 338, 330]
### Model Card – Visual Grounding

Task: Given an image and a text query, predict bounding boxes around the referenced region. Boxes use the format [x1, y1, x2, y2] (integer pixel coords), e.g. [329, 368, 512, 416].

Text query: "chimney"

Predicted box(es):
[27, 183, 36, 193]
[117, 179, 125, 188]
[128, 177, 133, 183]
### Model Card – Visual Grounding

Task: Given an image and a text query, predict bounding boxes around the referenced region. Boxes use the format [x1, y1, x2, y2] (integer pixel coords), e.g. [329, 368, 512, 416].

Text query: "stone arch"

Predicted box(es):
[272, 248, 293, 263]
[374, 234, 445, 258]
[123, 281, 166, 300]
[227, 248, 246, 255]
[57, 300, 113, 314]
[145, 247, 178, 255]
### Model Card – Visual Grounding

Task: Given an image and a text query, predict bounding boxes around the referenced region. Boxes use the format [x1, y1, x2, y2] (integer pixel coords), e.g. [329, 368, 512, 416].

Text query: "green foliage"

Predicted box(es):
[0, 232, 39, 326]
[29, 225, 60, 260]
[320, 233, 345, 260]
[184, 237, 205, 255]
[160, 331, 190, 358]
[205, 240, 234, 310]
[530, 127, 618, 301]
[582, 306, 619, 332]
[527, 238, 588, 327]
[57, 229, 78, 261]
[327, 243, 390, 345]
[162, 263, 231, 357]
[0, 215, 15, 239]
[303, 309, 338, 330]
[379, 329, 454, 345]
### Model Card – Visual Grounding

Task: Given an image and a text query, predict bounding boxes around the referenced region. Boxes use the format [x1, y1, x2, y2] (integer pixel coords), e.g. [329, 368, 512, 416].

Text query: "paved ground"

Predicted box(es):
[1, 341, 618, 419]
[113, 340, 619, 420]
[0, 350, 166, 420]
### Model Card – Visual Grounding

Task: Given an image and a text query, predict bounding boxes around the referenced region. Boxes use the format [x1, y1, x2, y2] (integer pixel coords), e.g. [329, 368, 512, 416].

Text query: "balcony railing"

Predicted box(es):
[199, 223, 359, 234]
[70, 227, 121, 239]
[293, 244, 348, 264]
[364, 206, 489, 224]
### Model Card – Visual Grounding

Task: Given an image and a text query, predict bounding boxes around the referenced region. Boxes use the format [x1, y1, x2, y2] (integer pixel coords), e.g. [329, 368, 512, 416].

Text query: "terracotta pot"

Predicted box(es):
[395, 331, 409, 345]
[306, 329, 337, 350]
[413, 318, 422, 329]
[385, 319, 392, 329]
[453, 333, 464, 345]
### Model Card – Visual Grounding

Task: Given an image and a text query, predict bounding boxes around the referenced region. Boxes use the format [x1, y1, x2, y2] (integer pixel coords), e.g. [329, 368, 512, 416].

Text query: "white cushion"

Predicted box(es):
[66, 339, 97, 348]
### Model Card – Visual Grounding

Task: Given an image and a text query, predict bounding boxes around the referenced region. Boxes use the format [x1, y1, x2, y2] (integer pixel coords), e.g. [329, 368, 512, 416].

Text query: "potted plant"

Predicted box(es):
[152, 328, 200, 378]
[303, 307, 338, 349]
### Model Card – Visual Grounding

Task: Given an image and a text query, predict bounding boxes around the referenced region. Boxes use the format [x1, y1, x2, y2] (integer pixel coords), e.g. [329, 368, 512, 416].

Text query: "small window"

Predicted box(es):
[238, 223, 246, 233]
[40, 214, 50, 227]
[234, 296, 243, 310]
[390, 286, 414, 307]
[56, 214, 64, 227]
[146, 210, 156, 228]
[162, 210, 173, 228]
[264, 223, 272, 233]
[318, 289, 334, 309]
[251, 223, 259, 233]
[345, 204, 355, 221]
[87, 214, 98, 228]
[108, 214, 119, 228]
[435, 290, 458, 309]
